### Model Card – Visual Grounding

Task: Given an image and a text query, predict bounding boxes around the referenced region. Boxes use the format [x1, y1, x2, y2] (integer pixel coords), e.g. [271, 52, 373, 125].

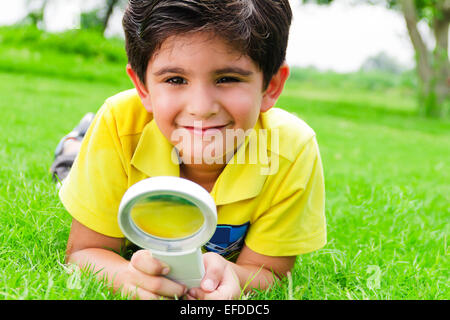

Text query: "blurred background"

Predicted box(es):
[0, 0, 448, 116]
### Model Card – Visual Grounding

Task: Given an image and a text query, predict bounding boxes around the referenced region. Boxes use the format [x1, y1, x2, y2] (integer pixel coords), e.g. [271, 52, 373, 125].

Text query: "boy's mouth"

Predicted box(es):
[179, 123, 231, 136]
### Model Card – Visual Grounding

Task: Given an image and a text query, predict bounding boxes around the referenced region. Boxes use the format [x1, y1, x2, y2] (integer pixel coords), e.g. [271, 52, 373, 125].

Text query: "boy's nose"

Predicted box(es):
[185, 85, 220, 118]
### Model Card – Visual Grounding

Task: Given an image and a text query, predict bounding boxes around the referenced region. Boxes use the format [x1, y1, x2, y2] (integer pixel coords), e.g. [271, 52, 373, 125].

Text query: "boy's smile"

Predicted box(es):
[129, 32, 274, 170]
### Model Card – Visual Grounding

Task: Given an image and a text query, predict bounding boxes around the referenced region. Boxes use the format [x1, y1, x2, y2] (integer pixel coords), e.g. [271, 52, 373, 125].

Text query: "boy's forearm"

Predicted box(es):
[229, 261, 278, 293]
[66, 248, 129, 292]
[67, 249, 280, 298]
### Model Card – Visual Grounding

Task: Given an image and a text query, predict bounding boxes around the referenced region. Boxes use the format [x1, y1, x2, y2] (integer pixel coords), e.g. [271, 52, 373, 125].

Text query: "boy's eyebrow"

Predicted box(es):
[153, 67, 187, 76]
[214, 67, 253, 76]
[153, 66, 254, 77]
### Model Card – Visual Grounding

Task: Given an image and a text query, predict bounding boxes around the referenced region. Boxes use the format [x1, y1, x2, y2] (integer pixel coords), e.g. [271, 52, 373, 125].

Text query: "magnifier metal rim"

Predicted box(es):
[118, 177, 217, 254]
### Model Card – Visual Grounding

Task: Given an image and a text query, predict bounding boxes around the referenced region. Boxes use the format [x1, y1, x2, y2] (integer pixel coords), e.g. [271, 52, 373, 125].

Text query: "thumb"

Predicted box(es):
[201, 252, 226, 292]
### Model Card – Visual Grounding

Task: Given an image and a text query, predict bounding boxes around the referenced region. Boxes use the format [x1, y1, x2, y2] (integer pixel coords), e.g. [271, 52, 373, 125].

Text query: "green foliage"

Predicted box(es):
[80, 9, 104, 32]
[0, 25, 128, 85]
[289, 66, 417, 92]
[0, 25, 126, 63]
[385, 0, 443, 23]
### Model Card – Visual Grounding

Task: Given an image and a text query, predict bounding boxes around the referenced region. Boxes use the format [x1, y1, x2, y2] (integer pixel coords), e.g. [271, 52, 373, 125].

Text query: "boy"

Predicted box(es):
[60, 0, 326, 300]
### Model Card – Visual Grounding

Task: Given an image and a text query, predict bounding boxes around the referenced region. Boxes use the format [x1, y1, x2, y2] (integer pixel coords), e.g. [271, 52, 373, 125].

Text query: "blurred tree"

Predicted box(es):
[80, 0, 126, 35]
[80, 8, 103, 32]
[22, 0, 48, 28]
[360, 52, 407, 73]
[103, 0, 120, 32]
[302, 0, 450, 117]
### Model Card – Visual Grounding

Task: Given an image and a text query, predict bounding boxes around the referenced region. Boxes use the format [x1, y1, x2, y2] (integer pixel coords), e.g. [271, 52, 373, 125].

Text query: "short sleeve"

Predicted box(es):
[245, 136, 327, 256]
[59, 104, 128, 237]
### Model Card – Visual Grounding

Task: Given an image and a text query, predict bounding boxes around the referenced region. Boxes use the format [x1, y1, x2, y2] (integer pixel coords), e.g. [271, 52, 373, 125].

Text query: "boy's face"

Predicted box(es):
[128, 32, 286, 167]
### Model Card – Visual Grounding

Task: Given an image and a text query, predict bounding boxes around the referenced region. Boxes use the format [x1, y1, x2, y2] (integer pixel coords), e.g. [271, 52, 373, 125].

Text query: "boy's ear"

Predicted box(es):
[126, 64, 152, 113]
[260, 63, 290, 112]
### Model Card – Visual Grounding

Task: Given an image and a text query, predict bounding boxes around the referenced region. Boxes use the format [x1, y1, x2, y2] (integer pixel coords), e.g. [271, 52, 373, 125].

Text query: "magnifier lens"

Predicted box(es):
[130, 195, 205, 240]
[118, 176, 218, 288]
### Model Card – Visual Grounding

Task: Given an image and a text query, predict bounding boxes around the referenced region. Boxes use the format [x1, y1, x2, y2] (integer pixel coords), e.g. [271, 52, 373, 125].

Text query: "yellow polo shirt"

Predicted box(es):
[59, 89, 326, 258]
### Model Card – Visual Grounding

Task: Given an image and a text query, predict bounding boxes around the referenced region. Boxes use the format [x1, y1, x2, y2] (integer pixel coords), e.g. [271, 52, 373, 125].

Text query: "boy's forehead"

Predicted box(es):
[148, 32, 258, 72]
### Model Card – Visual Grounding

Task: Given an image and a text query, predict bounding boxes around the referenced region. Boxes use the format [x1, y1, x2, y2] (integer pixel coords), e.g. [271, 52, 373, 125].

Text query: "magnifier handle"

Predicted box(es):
[152, 248, 205, 289]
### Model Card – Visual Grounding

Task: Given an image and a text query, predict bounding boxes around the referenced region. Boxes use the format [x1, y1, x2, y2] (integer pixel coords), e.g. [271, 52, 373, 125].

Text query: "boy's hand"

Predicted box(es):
[186, 252, 241, 300]
[121, 249, 187, 300]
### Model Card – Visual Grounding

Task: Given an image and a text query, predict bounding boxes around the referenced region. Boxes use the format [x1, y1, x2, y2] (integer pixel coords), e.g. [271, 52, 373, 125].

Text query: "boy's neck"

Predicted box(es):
[179, 162, 226, 193]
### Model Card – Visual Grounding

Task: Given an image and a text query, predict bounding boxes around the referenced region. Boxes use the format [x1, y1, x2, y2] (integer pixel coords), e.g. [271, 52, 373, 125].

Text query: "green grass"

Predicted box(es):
[0, 26, 448, 300]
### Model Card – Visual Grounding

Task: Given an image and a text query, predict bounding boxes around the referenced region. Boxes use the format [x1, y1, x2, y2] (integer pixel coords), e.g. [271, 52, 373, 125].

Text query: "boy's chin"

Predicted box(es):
[177, 147, 235, 167]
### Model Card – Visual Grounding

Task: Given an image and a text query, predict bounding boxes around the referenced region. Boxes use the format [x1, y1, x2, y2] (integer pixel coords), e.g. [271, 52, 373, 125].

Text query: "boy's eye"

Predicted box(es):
[217, 76, 240, 84]
[166, 77, 187, 85]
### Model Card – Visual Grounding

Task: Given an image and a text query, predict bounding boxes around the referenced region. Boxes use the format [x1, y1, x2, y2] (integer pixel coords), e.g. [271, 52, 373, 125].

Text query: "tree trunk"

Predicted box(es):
[400, 0, 449, 117]
[103, 0, 119, 33]
[433, 0, 450, 117]
[26, 0, 48, 27]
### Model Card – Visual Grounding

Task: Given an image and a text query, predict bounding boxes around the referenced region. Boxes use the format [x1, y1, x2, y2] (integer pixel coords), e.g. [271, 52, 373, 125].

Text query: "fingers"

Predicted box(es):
[200, 252, 227, 292]
[187, 252, 241, 300]
[126, 286, 177, 300]
[125, 265, 187, 299]
[127, 249, 187, 299]
[139, 273, 187, 298]
[126, 276, 187, 300]
[130, 249, 170, 276]
[188, 284, 234, 300]
[130, 287, 160, 300]
[184, 293, 197, 300]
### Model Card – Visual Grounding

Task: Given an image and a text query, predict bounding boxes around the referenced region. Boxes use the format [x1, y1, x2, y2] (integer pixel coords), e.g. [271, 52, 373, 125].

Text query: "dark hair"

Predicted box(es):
[122, 0, 292, 89]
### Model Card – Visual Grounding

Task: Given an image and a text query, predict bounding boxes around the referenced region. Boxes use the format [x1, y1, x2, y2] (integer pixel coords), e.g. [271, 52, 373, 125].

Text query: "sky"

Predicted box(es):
[0, 0, 437, 73]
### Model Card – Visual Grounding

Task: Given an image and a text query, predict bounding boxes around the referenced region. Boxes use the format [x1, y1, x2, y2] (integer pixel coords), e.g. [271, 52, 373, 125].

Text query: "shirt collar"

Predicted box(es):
[130, 118, 269, 206]
[210, 119, 269, 205]
[131, 119, 180, 178]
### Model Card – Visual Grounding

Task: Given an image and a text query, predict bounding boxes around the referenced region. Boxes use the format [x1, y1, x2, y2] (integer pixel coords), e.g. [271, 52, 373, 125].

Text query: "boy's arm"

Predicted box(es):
[234, 244, 296, 287]
[65, 218, 128, 283]
[187, 245, 295, 300]
[66, 218, 187, 299]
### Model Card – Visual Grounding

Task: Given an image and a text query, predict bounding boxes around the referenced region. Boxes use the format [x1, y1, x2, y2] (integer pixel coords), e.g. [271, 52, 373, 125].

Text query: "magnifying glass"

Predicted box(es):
[118, 176, 217, 288]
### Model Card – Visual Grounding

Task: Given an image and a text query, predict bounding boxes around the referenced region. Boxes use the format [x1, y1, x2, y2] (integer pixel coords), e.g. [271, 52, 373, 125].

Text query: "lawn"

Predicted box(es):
[0, 26, 448, 300]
